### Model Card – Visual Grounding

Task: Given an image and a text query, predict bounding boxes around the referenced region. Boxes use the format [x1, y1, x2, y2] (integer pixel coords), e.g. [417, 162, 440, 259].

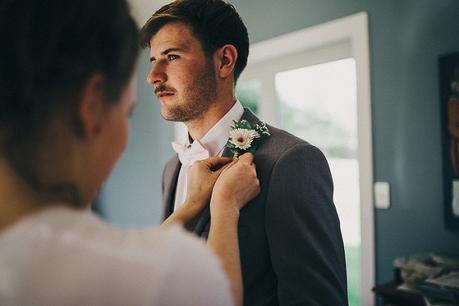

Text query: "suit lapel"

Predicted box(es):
[221, 108, 260, 158]
[193, 149, 232, 237]
[240, 108, 260, 126]
[162, 155, 181, 221]
[192, 108, 261, 237]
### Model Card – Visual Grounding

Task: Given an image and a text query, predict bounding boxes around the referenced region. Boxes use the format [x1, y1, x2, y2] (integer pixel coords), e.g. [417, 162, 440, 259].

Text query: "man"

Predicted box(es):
[140, 0, 348, 305]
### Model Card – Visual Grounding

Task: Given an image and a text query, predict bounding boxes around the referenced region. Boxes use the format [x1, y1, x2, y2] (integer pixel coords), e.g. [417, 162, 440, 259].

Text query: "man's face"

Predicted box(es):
[147, 22, 217, 122]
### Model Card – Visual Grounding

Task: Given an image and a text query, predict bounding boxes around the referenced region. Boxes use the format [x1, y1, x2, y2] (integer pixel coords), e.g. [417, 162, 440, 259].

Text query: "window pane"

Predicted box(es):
[275, 58, 361, 306]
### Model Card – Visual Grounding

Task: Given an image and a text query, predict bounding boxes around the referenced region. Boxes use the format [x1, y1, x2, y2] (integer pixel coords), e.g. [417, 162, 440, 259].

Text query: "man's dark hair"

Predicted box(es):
[0, 0, 139, 140]
[139, 0, 249, 81]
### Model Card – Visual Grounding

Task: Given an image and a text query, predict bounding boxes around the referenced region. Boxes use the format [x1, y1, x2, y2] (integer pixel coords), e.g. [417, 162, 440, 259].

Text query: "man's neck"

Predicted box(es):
[186, 96, 236, 141]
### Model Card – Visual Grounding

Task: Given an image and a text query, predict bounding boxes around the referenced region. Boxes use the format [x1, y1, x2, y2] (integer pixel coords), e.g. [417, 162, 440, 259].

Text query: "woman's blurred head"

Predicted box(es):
[0, 0, 139, 207]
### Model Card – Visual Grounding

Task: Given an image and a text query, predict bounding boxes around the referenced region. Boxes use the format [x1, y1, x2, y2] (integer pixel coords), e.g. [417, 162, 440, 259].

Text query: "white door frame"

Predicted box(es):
[244, 12, 375, 306]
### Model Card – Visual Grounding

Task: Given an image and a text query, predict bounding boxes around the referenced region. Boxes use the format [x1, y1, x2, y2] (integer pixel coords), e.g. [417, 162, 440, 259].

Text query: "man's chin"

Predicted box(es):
[160, 109, 188, 122]
[160, 105, 205, 123]
[161, 111, 180, 122]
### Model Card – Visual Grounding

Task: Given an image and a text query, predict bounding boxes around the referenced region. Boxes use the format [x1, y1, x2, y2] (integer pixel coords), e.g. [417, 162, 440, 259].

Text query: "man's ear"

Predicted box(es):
[78, 74, 107, 138]
[214, 44, 238, 79]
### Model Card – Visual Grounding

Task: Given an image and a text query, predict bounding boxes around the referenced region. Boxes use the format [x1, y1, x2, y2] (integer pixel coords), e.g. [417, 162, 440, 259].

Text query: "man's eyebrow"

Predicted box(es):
[149, 47, 187, 62]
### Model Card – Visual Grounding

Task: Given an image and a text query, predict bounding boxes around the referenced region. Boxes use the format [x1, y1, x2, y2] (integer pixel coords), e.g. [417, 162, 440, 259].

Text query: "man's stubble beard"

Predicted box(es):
[161, 61, 217, 123]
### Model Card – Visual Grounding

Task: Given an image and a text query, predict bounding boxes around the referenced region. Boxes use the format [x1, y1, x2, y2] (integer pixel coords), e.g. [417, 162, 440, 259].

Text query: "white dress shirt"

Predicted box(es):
[172, 101, 244, 210]
[0, 206, 233, 306]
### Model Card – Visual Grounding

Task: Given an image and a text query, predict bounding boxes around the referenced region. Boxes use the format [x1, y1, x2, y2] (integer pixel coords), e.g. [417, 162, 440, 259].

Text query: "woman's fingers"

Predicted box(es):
[214, 159, 238, 176]
[237, 152, 254, 164]
[200, 156, 233, 171]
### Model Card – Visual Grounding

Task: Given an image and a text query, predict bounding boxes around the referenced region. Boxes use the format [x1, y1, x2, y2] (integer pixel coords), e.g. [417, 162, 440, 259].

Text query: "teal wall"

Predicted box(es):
[226, 0, 459, 285]
[100, 0, 459, 293]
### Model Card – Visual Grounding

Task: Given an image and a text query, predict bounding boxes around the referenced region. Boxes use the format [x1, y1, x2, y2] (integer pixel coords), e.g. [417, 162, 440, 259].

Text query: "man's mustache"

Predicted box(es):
[155, 85, 176, 94]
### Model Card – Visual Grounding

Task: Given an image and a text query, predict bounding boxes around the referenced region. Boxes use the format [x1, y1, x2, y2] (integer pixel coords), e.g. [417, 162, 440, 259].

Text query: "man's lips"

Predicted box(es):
[156, 91, 175, 98]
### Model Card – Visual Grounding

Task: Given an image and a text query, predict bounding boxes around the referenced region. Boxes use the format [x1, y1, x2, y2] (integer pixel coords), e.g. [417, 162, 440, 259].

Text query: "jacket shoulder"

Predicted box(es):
[258, 124, 317, 159]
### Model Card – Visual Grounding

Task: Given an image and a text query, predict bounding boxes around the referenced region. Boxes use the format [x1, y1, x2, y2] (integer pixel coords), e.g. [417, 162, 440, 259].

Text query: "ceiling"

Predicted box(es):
[128, 0, 170, 26]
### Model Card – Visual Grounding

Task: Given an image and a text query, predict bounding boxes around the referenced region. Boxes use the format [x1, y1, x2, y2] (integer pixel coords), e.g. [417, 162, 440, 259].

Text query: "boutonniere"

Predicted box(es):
[226, 119, 270, 157]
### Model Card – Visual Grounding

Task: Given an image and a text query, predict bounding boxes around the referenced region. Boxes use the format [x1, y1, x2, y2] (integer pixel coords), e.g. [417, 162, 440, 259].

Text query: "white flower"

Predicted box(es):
[229, 128, 260, 150]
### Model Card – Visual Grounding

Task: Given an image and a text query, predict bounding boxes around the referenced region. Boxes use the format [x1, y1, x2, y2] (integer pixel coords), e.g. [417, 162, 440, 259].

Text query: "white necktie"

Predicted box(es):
[171, 140, 210, 210]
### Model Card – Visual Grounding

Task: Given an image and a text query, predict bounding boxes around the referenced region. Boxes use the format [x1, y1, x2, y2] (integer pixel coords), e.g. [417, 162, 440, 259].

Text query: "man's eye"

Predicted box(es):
[168, 54, 179, 61]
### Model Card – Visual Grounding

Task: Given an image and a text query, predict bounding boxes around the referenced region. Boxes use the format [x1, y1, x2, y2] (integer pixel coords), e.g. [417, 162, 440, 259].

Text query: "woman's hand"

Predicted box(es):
[210, 153, 260, 218]
[185, 156, 233, 210]
[161, 156, 232, 228]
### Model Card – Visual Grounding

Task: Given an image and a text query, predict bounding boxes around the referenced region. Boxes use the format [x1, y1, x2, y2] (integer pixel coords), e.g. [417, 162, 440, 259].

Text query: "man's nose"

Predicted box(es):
[147, 64, 167, 85]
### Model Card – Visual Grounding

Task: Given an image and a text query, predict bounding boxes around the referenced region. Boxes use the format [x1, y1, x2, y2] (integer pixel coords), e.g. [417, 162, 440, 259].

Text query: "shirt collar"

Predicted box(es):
[196, 100, 244, 156]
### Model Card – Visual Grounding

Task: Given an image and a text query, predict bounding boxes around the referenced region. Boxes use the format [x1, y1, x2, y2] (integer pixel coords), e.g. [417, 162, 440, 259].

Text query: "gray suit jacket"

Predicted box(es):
[162, 109, 348, 306]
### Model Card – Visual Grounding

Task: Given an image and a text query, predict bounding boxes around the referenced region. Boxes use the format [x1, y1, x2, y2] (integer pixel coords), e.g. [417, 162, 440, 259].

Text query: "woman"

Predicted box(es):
[0, 0, 259, 305]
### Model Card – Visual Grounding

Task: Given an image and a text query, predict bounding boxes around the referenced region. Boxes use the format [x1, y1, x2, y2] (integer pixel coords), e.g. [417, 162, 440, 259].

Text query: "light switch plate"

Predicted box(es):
[374, 181, 390, 209]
